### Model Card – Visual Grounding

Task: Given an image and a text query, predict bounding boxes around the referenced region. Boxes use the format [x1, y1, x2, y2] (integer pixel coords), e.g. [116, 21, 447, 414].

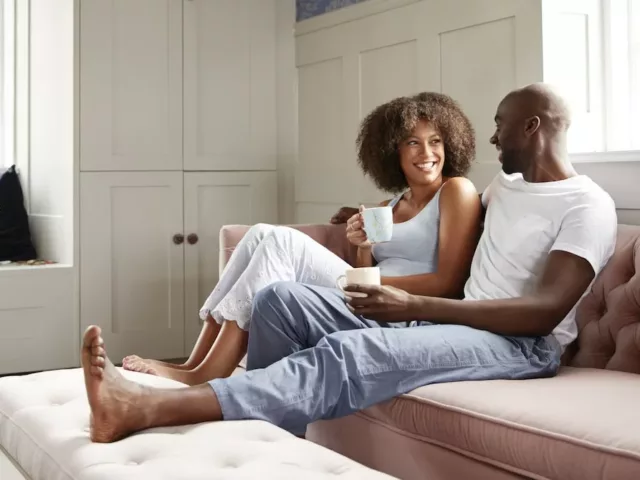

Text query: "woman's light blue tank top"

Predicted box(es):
[371, 188, 442, 277]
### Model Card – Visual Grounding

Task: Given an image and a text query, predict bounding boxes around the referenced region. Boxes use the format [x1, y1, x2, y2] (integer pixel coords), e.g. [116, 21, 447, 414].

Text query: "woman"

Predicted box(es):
[123, 92, 482, 385]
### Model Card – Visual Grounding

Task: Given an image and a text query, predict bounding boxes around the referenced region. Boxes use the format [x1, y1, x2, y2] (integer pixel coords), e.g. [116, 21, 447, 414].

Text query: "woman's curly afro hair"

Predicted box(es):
[356, 92, 476, 193]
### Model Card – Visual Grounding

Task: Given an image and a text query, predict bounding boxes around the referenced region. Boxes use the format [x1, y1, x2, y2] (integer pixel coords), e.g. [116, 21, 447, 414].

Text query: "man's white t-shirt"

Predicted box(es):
[463, 171, 617, 348]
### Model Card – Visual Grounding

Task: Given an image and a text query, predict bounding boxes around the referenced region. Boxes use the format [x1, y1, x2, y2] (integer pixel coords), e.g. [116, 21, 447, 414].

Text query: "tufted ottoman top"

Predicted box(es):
[0, 368, 394, 480]
[567, 224, 640, 373]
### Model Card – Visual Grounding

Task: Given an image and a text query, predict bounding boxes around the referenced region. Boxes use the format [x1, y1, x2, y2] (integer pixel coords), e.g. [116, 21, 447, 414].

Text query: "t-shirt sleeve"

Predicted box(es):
[481, 174, 501, 208]
[550, 197, 617, 275]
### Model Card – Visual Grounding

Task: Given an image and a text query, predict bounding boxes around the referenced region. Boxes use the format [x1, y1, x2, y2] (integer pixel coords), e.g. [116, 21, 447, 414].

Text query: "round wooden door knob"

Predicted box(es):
[173, 233, 184, 245]
[187, 233, 199, 245]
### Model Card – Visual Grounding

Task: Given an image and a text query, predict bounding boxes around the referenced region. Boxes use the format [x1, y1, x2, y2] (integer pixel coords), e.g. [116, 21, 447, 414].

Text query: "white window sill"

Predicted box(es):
[0, 262, 72, 273]
[570, 150, 640, 164]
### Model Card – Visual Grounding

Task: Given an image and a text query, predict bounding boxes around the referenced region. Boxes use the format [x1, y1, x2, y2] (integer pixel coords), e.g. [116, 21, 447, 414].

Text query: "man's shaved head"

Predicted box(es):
[503, 82, 572, 133]
[490, 83, 573, 177]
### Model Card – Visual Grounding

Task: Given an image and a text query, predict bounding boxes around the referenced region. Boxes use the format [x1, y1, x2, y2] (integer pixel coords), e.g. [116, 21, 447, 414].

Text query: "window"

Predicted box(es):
[0, 0, 15, 168]
[604, 0, 640, 152]
[544, 0, 640, 157]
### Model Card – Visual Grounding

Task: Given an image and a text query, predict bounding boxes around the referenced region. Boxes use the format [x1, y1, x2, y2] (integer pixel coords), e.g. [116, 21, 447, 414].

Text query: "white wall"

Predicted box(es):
[294, 0, 544, 223]
[277, 0, 297, 224]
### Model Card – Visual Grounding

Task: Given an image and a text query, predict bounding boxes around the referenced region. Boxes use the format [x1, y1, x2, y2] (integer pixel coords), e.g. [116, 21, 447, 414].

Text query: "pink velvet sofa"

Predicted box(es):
[220, 223, 640, 480]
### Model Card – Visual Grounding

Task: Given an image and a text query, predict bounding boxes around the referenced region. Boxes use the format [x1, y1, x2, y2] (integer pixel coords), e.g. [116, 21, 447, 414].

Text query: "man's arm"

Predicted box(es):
[345, 250, 596, 337]
[330, 206, 359, 224]
[411, 250, 594, 336]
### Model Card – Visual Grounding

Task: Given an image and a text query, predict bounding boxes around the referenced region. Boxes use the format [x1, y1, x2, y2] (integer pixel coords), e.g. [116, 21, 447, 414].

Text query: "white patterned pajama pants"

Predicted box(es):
[199, 224, 351, 330]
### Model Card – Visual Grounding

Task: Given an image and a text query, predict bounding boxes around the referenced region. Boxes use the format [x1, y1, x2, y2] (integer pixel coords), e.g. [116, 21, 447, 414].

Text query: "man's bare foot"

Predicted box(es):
[82, 326, 149, 443]
[122, 356, 191, 373]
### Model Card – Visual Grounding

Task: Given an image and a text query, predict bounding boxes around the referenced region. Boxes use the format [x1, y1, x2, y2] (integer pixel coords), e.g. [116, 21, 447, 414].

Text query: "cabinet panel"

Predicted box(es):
[80, 172, 185, 362]
[183, 171, 277, 352]
[0, 267, 75, 374]
[80, 0, 182, 171]
[183, 0, 277, 171]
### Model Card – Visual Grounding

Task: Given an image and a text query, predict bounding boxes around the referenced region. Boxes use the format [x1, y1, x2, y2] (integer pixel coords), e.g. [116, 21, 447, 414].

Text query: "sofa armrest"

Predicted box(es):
[219, 224, 358, 275]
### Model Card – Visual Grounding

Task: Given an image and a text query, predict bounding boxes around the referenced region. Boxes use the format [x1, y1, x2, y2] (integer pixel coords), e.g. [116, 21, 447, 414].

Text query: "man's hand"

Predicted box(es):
[330, 206, 359, 224]
[343, 284, 419, 322]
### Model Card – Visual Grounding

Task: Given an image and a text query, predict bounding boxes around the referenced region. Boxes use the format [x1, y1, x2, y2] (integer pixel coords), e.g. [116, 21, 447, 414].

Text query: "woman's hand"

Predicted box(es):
[343, 284, 421, 322]
[346, 206, 370, 248]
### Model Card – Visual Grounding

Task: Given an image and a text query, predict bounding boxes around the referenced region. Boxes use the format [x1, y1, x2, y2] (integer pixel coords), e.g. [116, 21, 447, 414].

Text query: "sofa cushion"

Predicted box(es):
[349, 367, 640, 479]
[566, 224, 640, 373]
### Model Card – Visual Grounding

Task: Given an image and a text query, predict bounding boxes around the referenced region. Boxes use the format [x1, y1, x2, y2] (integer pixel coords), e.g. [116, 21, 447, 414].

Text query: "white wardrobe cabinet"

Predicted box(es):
[80, 0, 277, 173]
[182, 172, 278, 352]
[80, 171, 277, 362]
[78, 0, 279, 360]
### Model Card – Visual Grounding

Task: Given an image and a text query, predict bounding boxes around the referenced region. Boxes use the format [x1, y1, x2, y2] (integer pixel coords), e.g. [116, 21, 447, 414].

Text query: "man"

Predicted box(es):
[81, 83, 616, 443]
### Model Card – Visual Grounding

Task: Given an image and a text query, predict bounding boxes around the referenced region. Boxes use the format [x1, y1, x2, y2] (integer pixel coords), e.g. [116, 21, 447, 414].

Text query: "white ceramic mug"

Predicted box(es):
[337, 267, 381, 293]
[361, 206, 393, 243]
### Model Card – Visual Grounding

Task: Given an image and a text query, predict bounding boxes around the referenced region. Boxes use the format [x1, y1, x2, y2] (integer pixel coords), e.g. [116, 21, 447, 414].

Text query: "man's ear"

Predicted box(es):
[524, 116, 541, 137]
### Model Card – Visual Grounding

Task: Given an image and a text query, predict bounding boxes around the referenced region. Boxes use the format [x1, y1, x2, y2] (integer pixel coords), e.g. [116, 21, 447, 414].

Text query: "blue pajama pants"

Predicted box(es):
[209, 282, 561, 434]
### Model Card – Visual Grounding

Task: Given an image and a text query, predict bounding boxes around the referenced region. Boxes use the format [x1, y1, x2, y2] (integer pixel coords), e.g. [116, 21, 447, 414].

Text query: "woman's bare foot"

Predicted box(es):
[141, 363, 206, 386]
[122, 356, 191, 374]
[82, 326, 150, 442]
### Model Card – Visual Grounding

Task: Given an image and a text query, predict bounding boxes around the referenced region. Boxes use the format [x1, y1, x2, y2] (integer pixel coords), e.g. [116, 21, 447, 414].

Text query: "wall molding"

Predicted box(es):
[295, 0, 421, 36]
[569, 150, 640, 164]
[469, 159, 640, 210]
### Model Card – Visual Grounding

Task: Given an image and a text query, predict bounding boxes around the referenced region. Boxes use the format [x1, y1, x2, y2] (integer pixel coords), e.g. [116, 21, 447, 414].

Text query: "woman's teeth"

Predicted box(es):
[415, 162, 436, 171]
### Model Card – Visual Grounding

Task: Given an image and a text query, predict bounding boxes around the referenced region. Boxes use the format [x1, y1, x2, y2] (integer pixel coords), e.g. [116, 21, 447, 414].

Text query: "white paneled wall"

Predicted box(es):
[276, 0, 297, 225]
[294, 0, 544, 222]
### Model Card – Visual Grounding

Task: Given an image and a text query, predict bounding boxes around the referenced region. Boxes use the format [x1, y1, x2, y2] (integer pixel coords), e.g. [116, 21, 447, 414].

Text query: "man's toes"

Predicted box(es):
[91, 345, 105, 356]
[91, 354, 105, 367]
[90, 365, 104, 377]
[83, 325, 102, 348]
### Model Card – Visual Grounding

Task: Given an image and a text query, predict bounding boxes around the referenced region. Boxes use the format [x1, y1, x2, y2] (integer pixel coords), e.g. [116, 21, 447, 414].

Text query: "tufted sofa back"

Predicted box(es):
[564, 224, 640, 373]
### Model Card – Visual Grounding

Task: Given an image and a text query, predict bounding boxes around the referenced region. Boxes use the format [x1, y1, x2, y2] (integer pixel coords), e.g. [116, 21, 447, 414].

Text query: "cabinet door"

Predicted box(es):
[80, 0, 182, 171]
[80, 172, 185, 362]
[183, 171, 277, 351]
[183, 0, 277, 171]
[0, 267, 75, 375]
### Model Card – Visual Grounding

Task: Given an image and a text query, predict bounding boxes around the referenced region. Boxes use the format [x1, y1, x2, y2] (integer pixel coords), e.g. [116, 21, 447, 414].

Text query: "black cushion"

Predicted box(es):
[0, 166, 37, 261]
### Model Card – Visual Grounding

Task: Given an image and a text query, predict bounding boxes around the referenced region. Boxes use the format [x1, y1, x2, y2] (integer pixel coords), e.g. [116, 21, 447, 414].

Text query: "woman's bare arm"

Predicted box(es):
[381, 178, 481, 298]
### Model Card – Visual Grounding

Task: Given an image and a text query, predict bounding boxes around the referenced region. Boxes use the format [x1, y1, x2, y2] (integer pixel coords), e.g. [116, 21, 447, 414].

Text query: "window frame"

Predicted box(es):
[0, 0, 16, 169]
[571, 0, 640, 163]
